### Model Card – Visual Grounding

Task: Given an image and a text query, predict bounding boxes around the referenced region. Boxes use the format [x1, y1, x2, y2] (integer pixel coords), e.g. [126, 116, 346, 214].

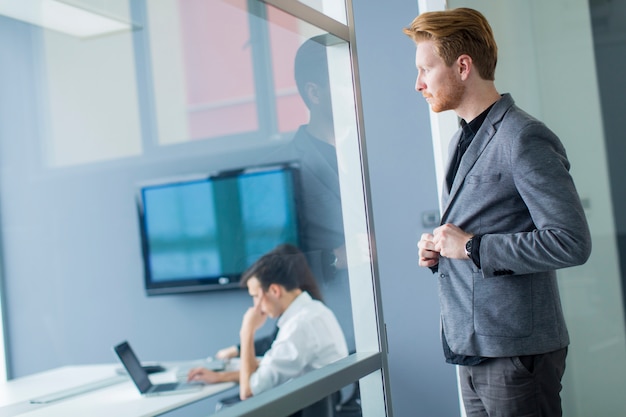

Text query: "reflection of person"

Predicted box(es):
[405, 8, 591, 417]
[188, 244, 348, 401]
[290, 35, 356, 354]
[292, 35, 347, 277]
[214, 35, 356, 362]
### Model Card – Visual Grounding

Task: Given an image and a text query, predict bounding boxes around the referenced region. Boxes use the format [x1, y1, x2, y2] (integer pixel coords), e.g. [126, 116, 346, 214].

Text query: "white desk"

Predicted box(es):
[0, 364, 236, 417]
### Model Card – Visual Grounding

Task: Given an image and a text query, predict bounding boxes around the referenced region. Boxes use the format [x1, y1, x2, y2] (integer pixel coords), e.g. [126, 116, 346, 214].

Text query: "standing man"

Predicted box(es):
[405, 8, 591, 417]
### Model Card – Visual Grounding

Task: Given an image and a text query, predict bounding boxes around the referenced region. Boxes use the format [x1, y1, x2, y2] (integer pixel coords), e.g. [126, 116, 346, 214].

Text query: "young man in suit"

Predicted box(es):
[405, 8, 592, 417]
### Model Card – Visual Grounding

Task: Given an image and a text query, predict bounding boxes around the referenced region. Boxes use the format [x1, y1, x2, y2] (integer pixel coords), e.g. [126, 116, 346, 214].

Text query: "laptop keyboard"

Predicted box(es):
[152, 382, 181, 392]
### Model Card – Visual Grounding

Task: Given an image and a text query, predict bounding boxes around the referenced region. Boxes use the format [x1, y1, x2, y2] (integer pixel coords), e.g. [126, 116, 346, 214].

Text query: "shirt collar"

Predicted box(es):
[277, 291, 311, 327]
[461, 103, 495, 137]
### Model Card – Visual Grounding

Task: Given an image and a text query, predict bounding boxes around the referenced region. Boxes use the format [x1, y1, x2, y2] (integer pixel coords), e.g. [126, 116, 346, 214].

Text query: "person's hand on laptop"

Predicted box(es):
[187, 365, 241, 385]
[187, 367, 222, 384]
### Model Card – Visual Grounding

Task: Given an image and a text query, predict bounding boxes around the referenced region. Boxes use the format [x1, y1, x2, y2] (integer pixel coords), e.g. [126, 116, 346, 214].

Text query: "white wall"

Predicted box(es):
[42, 0, 142, 167]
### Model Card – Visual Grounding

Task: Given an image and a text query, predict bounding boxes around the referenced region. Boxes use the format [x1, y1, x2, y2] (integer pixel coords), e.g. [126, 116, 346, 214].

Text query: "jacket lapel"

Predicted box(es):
[293, 127, 341, 200]
[441, 130, 462, 210]
[440, 95, 514, 223]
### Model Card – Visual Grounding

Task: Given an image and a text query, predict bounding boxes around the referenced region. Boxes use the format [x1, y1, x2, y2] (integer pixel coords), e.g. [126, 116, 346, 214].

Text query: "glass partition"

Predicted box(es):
[138, 0, 362, 353]
[4, 0, 388, 415]
[143, 1, 386, 413]
[295, 0, 347, 25]
[148, 0, 260, 143]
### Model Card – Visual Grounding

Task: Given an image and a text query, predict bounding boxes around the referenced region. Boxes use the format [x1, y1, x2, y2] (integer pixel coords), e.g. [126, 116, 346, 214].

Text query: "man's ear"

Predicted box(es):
[304, 81, 321, 105]
[457, 54, 472, 80]
[267, 283, 283, 298]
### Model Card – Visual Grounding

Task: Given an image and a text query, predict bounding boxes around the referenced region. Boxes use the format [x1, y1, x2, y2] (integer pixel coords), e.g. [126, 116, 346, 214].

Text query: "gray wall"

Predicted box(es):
[0, 2, 460, 416]
[352, 2, 459, 416]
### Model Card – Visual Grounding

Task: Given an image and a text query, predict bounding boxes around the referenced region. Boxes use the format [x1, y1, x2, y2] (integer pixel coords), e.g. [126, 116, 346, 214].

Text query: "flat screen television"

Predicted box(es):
[136, 163, 301, 295]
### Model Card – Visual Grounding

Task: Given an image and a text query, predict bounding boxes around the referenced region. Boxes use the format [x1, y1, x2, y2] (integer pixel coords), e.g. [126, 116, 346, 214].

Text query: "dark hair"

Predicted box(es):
[294, 35, 330, 109]
[403, 8, 498, 81]
[240, 244, 323, 301]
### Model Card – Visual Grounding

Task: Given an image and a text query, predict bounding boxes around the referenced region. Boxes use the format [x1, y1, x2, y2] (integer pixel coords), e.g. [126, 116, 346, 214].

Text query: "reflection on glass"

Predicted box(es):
[281, 29, 376, 358]
[149, 0, 362, 408]
[1, 0, 376, 411]
[148, 0, 257, 142]
[267, 5, 311, 134]
[147, 0, 313, 143]
[179, 0, 256, 139]
[144, 0, 360, 360]
[297, 0, 347, 25]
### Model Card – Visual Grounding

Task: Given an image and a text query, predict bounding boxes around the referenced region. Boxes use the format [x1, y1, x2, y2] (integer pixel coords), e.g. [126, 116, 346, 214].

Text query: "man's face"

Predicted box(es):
[247, 276, 279, 318]
[414, 40, 464, 113]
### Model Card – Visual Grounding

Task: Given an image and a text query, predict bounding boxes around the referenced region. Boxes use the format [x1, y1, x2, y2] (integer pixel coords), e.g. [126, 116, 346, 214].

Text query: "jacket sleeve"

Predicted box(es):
[478, 121, 591, 278]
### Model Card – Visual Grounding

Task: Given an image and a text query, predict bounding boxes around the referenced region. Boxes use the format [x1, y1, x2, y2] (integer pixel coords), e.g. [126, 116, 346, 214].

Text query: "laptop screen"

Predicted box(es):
[114, 341, 152, 393]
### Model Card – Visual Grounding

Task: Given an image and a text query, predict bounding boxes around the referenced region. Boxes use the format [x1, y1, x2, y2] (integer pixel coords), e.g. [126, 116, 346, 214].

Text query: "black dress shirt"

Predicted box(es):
[443, 103, 494, 366]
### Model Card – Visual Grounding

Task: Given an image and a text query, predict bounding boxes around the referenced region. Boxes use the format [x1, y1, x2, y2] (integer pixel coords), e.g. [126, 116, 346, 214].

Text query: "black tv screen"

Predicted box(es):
[137, 163, 301, 295]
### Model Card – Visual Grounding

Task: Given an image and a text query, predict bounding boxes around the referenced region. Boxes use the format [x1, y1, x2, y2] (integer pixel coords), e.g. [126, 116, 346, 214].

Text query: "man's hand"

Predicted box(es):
[239, 297, 265, 400]
[418, 232, 440, 268]
[187, 367, 221, 384]
[432, 223, 472, 259]
[240, 300, 267, 337]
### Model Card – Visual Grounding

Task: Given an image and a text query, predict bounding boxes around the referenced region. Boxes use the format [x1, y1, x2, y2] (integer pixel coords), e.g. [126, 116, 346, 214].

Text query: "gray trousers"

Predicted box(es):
[459, 348, 567, 417]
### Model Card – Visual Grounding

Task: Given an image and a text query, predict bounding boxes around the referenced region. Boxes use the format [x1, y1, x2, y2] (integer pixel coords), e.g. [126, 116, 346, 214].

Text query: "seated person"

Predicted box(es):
[187, 244, 348, 400]
[213, 250, 325, 361]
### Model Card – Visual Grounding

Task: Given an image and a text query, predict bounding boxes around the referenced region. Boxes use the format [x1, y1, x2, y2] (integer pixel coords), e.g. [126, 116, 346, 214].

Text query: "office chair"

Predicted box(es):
[334, 381, 362, 417]
[299, 395, 335, 417]
[291, 385, 362, 417]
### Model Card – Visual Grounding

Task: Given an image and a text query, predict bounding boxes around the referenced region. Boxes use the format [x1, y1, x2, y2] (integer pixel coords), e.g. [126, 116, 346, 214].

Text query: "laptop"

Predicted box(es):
[113, 341, 204, 396]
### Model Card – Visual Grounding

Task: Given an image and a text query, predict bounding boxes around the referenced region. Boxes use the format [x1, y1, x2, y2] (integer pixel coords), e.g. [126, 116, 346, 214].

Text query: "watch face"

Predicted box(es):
[465, 238, 472, 256]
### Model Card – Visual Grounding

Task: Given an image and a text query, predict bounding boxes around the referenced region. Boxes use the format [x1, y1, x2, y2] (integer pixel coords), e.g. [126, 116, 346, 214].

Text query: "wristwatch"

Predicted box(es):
[323, 249, 338, 269]
[464, 237, 473, 258]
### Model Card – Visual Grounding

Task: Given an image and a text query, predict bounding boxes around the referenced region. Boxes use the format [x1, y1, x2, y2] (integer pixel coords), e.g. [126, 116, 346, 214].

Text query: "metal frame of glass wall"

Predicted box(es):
[0, 0, 391, 411]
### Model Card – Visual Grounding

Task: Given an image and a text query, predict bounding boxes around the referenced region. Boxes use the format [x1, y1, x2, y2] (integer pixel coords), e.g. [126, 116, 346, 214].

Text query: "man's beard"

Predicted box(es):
[427, 75, 464, 113]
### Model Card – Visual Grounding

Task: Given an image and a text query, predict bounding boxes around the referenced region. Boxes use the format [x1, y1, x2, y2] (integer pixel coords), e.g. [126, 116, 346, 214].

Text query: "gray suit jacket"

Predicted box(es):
[438, 94, 591, 358]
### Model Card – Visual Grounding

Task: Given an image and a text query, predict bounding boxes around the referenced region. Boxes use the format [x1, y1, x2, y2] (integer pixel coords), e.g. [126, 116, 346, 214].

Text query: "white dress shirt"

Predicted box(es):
[249, 291, 348, 395]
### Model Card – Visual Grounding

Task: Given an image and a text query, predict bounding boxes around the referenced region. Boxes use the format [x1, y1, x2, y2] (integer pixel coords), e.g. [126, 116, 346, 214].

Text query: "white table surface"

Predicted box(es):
[0, 363, 236, 417]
